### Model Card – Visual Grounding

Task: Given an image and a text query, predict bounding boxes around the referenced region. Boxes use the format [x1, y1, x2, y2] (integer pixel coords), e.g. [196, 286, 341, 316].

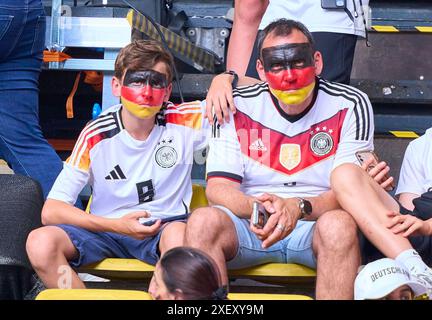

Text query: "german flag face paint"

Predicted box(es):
[261, 43, 316, 105]
[120, 70, 168, 119]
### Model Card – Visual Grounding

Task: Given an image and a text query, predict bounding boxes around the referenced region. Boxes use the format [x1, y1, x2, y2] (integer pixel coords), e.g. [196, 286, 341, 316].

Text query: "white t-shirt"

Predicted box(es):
[207, 78, 374, 198]
[396, 128, 432, 197]
[259, 0, 369, 37]
[48, 101, 210, 220]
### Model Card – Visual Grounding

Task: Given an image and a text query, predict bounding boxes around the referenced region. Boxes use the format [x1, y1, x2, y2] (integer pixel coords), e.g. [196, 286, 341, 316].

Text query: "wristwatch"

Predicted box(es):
[223, 70, 239, 88]
[297, 198, 312, 219]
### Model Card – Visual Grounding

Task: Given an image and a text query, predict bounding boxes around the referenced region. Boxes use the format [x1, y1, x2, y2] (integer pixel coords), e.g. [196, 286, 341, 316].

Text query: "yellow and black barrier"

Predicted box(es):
[126, 10, 216, 73]
[371, 25, 432, 33]
[380, 131, 421, 139]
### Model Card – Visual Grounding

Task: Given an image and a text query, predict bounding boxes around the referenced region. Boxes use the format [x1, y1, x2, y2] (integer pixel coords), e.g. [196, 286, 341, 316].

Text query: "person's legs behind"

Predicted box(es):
[0, 1, 65, 199]
[312, 32, 357, 84]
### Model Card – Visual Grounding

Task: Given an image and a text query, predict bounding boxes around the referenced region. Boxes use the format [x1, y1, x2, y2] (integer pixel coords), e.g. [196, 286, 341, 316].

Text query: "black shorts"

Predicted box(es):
[360, 202, 432, 266]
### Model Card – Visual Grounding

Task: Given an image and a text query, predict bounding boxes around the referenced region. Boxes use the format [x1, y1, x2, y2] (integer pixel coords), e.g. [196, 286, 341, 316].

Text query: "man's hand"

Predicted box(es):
[250, 193, 301, 249]
[362, 157, 394, 191]
[386, 211, 432, 237]
[116, 211, 162, 240]
[205, 73, 236, 124]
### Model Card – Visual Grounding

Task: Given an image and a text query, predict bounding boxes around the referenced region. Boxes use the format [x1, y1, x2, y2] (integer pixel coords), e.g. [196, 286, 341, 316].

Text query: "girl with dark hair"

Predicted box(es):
[148, 247, 228, 300]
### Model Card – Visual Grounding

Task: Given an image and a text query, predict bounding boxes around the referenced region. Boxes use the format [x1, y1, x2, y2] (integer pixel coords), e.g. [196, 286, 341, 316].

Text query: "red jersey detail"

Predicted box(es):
[233, 109, 348, 176]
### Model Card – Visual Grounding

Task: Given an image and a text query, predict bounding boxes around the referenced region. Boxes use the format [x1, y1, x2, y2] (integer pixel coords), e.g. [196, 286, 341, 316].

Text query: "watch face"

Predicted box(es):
[304, 199, 312, 215]
[299, 198, 312, 215]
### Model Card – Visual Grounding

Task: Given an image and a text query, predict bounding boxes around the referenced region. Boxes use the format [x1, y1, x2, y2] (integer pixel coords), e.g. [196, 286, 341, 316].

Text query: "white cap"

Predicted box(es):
[354, 258, 428, 300]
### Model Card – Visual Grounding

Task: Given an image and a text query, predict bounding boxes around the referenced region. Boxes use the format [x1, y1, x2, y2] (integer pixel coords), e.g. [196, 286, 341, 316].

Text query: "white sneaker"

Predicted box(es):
[411, 270, 432, 299]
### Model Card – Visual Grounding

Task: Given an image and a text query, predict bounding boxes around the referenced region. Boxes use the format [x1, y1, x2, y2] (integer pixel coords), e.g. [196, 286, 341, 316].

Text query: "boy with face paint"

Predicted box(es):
[120, 69, 169, 120]
[186, 19, 376, 299]
[26, 40, 235, 289]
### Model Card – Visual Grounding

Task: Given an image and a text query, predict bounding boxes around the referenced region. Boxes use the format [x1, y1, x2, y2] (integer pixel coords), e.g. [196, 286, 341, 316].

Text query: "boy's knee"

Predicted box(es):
[26, 227, 60, 269]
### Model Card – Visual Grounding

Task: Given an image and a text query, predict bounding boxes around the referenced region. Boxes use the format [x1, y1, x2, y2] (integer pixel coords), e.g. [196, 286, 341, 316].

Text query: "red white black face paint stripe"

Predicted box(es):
[120, 81, 167, 119]
[261, 43, 315, 73]
[261, 43, 316, 105]
[120, 85, 166, 108]
[123, 69, 168, 89]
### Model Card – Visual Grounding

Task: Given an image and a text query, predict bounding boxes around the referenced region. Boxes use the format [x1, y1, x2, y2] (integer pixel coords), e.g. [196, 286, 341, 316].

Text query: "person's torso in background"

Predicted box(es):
[259, 0, 369, 37]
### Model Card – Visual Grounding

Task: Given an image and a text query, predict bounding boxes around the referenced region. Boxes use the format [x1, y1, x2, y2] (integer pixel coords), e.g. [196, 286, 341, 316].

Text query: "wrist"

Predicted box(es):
[110, 218, 123, 234]
[223, 70, 239, 88]
[284, 198, 302, 220]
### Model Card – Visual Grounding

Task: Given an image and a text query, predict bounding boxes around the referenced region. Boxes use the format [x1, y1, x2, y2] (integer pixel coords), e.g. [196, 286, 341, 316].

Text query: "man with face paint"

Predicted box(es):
[185, 19, 375, 299]
[260, 42, 316, 106]
[26, 39, 224, 289]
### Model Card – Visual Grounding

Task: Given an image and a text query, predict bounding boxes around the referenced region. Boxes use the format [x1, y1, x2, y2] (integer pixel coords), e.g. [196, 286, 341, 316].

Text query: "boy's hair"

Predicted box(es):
[114, 40, 174, 82]
[257, 18, 316, 57]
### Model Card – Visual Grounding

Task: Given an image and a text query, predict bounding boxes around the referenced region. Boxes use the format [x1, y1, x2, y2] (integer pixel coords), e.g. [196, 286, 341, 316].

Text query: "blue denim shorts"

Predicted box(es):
[214, 206, 317, 270]
[57, 222, 184, 267]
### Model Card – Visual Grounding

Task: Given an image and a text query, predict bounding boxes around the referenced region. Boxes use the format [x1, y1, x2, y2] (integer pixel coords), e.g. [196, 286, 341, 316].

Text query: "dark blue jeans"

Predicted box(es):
[0, 0, 63, 199]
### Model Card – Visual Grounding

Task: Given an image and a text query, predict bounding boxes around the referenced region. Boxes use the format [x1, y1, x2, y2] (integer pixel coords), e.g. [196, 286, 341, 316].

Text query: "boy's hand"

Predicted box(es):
[205, 73, 237, 124]
[116, 211, 162, 240]
[386, 211, 432, 237]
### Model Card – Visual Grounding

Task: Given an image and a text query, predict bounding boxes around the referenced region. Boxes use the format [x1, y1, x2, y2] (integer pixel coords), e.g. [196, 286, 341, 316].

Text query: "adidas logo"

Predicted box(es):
[249, 139, 267, 151]
[105, 165, 126, 180]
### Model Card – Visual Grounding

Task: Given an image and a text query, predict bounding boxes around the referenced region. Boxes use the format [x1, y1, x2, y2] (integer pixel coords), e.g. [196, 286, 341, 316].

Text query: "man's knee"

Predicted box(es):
[26, 227, 64, 269]
[315, 210, 358, 250]
[186, 207, 231, 243]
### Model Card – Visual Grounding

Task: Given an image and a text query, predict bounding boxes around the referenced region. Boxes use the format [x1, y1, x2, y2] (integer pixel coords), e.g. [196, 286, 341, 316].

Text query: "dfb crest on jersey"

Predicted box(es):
[279, 144, 301, 170]
[310, 131, 333, 156]
[155, 137, 178, 168]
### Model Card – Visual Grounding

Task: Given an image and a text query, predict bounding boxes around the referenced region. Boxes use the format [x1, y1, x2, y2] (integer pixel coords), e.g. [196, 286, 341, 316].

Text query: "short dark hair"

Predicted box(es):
[257, 19, 316, 57]
[160, 247, 225, 300]
[114, 39, 174, 82]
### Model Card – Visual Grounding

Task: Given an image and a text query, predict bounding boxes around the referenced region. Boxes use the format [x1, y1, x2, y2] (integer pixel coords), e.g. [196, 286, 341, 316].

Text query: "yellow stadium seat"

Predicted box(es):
[229, 263, 316, 282]
[80, 258, 155, 279]
[36, 289, 152, 300]
[228, 293, 312, 300]
[36, 289, 312, 300]
[190, 184, 208, 210]
[79, 258, 316, 282]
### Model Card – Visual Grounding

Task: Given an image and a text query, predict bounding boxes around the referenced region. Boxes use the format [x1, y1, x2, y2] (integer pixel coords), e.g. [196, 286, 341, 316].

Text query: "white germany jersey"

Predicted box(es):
[207, 78, 374, 198]
[396, 128, 432, 196]
[48, 101, 209, 220]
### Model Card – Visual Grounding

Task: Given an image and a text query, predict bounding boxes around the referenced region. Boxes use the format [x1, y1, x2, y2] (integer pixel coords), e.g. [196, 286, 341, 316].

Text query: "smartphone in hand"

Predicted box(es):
[355, 150, 395, 190]
[252, 202, 269, 229]
[140, 213, 189, 226]
[355, 150, 379, 172]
